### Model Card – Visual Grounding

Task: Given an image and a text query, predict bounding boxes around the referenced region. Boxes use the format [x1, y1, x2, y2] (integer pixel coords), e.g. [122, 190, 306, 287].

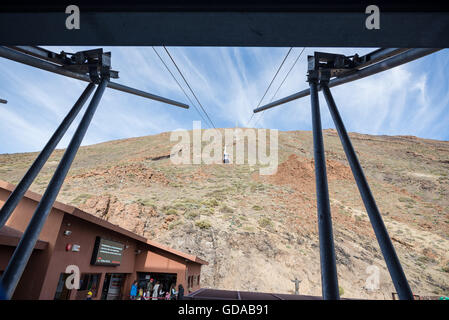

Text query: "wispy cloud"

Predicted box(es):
[0, 47, 447, 154]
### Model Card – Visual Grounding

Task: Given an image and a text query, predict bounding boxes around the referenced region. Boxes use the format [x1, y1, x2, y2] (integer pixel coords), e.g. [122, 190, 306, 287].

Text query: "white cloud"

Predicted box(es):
[0, 46, 447, 154]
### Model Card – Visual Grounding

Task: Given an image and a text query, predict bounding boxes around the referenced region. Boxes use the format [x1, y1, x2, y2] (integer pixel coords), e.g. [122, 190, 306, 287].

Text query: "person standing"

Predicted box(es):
[223, 146, 230, 164]
[169, 283, 177, 300]
[165, 290, 171, 300]
[152, 281, 160, 300]
[291, 277, 301, 295]
[177, 284, 184, 300]
[158, 285, 165, 299]
[130, 280, 138, 300]
[146, 278, 154, 297]
[137, 286, 144, 300]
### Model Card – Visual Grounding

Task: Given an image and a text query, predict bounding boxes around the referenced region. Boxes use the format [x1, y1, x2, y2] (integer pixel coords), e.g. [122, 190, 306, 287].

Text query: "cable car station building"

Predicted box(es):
[0, 180, 207, 300]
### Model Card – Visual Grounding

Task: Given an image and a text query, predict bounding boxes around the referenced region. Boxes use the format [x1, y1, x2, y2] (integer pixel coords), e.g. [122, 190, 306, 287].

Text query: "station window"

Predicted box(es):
[78, 273, 101, 297]
[54, 273, 71, 300]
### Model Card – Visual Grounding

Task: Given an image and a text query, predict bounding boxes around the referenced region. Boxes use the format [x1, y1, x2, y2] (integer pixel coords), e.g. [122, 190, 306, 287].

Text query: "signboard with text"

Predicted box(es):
[91, 237, 125, 266]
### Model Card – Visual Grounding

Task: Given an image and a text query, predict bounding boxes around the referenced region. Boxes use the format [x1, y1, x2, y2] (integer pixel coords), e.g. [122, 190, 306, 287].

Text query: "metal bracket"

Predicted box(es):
[61, 48, 119, 83]
[307, 51, 359, 83]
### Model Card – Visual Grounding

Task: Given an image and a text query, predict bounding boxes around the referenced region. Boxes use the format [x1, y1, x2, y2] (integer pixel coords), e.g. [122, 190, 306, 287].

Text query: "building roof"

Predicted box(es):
[186, 288, 323, 300]
[146, 239, 208, 265]
[0, 225, 48, 250]
[0, 180, 207, 265]
[186, 288, 360, 300]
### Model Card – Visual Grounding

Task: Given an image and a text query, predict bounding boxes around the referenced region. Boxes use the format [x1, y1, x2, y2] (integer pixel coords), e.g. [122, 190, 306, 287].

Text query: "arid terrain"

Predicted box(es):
[1, 129, 448, 299]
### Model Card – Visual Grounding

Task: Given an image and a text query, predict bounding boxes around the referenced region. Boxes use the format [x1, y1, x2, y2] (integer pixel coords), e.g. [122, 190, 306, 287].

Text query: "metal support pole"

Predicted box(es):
[309, 79, 340, 300]
[254, 48, 441, 113]
[0, 79, 108, 299]
[0, 46, 189, 109]
[0, 83, 96, 229]
[321, 83, 414, 300]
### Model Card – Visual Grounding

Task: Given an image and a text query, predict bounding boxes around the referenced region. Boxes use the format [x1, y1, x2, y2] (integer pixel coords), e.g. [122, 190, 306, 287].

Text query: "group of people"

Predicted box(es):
[130, 278, 184, 300]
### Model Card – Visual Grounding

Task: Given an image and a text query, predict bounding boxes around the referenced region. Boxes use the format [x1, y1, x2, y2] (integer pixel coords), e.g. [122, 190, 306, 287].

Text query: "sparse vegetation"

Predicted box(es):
[417, 256, 431, 264]
[2, 129, 449, 299]
[185, 211, 199, 219]
[169, 182, 183, 188]
[399, 197, 416, 204]
[195, 220, 212, 229]
[71, 193, 93, 204]
[220, 205, 234, 213]
[258, 217, 273, 228]
[162, 206, 178, 215]
[135, 198, 157, 209]
[250, 182, 266, 192]
[173, 202, 187, 210]
[201, 198, 220, 208]
[201, 208, 215, 215]
[179, 198, 202, 209]
[168, 220, 183, 230]
[206, 186, 234, 198]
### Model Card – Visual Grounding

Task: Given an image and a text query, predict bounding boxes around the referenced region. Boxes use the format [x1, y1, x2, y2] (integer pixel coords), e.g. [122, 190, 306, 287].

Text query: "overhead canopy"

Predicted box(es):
[0, 1, 448, 46]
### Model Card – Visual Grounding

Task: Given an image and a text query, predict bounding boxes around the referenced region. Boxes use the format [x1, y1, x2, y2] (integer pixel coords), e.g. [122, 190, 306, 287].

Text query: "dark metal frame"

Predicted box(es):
[0, 80, 108, 299]
[0, 46, 189, 299]
[254, 48, 441, 113]
[0, 45, 441, 300]
[1, 5, 449, 47]
[308, 77, 339, 300]
[321, 82, 413, 299]
[0, 83, 95, 229]
[253, 48, 442, 300]
[0, 46, 189, 109]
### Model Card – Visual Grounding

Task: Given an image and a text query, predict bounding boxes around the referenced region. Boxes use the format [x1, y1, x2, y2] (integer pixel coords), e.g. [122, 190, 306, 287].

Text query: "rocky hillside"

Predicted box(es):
[1, 129, 448, 299]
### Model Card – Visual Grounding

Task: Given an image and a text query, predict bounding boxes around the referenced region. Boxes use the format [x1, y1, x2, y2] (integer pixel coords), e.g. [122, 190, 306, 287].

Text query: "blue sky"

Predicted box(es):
[0, 47, 448, 154]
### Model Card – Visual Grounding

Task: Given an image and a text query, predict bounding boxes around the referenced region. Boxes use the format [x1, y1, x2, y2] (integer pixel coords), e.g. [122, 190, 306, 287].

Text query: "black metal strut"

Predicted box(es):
[254, 48, 440, 113]
[321, 82, 414, 300]
[0, 46, 191, 300]
[0, 46, 189, 109]
[252, 48, 422, 300]
[308, 76, 340, 300]
[0, 83, 96, 229]
[0, 79, 108, 299]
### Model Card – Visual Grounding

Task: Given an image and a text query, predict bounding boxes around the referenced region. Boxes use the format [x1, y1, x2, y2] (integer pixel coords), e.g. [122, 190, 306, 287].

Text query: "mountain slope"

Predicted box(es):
[1, 129, 448, 299]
